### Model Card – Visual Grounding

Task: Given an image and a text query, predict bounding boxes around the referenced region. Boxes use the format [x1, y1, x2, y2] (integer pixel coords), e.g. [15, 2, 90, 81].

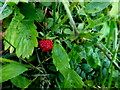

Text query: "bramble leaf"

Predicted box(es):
[4, 8, 38, 58]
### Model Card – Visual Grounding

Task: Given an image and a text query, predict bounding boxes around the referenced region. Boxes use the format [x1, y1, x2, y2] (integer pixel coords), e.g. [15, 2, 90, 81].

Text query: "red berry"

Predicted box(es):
[39, 39, 53, 52]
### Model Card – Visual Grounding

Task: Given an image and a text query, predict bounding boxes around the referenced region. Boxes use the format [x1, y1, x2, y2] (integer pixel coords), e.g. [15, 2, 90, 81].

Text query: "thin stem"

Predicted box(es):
[21, 57, 43, 73]
[2, 36, 16, 49]
[35, 49, 47, 74]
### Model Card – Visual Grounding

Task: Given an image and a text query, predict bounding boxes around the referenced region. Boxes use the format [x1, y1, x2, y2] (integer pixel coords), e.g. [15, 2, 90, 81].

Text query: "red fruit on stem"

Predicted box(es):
[39, 39, 53, 52]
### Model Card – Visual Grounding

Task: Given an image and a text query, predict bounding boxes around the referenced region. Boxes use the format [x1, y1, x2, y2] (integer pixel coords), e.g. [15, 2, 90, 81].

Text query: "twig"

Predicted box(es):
[20, 57, 43, 73]
[35, 49, 47, 74]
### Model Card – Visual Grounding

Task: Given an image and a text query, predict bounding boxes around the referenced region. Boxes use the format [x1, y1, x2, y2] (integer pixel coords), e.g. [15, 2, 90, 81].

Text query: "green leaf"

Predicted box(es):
[52, 43, 70, 71]
[19, 3, 37, 20]
[63, 69, 84, 88]
[0, 58, 33, 68]
[20, 0, 29, 2]
[69, 45, 86, 69]
[52, 43, 84, 88]
[85, 2, 110, 13]
[87, 15, 110, 28]
[4, 8, 38, 58]
[81, 64, 93, 73]
[98, 22, 110, 41]
[11, 75, 31, 88]
[63, 28, 73, 35]
[0, 3, 13, 20]
[45, 18, 53, 29]
[35, 8, 44, 22]
[40, 2, 52, 6]
[78, 32, 103, 39]
[85, 47, 99, 68]
[77, 7, 86, 16]
[110, 1, 119, 18]
[0, 64, 28, 82]
[7, 0, 19, 4]
[93, 15, 110, 27]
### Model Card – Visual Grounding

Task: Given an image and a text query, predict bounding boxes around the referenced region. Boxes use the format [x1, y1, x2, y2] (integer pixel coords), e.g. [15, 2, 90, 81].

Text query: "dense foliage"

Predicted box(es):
[0, 0, 120, 89]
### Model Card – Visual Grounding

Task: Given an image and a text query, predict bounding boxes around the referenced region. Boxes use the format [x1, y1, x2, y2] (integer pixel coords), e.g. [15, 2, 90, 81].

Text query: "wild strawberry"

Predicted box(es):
[39, 39, 53, 52]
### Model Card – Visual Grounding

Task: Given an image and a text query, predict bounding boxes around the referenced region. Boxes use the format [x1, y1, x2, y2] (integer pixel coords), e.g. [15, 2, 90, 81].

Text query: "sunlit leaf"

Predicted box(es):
[4, 8, 38, 58]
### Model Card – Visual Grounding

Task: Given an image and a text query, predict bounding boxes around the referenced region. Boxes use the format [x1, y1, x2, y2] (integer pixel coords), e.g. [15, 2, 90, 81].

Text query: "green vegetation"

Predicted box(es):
[0, 0, 120, 88]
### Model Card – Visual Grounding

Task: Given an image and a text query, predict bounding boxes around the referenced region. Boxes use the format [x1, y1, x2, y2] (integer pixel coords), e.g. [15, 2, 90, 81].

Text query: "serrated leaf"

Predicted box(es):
[4, 8, 38, 58]
[0, 64, 28, 82]
[85, 2, 110, 13]
[0, 3, 13, 20]
[52, 43, 70, 71]
[11, 75, 31, 88]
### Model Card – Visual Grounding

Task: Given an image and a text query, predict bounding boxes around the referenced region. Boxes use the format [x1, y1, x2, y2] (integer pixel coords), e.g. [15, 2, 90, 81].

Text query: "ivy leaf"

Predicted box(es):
[0, 64, 28, 82]
[4, 8, 38, 58]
